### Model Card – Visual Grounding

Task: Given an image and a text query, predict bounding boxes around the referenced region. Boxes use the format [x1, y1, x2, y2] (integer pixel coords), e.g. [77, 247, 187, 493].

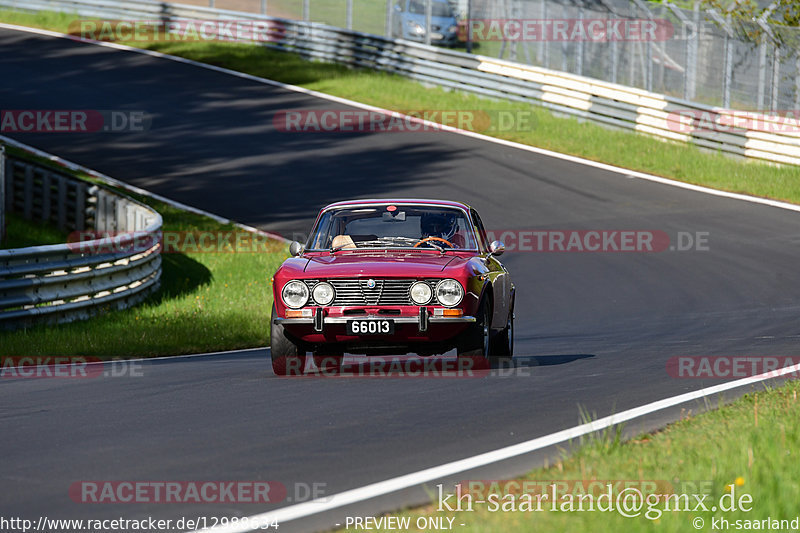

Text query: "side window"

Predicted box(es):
[470, 209, 489, 253]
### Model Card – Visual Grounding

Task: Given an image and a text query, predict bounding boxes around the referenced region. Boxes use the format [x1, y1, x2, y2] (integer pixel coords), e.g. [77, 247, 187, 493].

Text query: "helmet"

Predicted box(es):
[420, 212, 458, 241]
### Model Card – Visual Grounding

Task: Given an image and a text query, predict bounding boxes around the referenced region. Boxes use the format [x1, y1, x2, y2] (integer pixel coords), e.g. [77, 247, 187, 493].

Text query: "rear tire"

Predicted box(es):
[270, 304, 307, 376]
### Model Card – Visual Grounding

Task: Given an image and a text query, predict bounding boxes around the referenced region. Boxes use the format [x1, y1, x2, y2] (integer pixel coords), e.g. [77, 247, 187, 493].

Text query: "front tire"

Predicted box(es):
[270, 304, 307, 376]
[457, 297, 491, 370]
[492, 299, 514, 360]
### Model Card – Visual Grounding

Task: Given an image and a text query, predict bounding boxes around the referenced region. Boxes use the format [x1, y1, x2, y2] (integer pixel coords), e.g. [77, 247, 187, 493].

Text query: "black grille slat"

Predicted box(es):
[304, 279, 438, 306]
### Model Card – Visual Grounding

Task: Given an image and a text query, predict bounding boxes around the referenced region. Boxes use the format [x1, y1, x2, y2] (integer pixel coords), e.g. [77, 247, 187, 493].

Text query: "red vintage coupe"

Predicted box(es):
[270, 199, 514, 375]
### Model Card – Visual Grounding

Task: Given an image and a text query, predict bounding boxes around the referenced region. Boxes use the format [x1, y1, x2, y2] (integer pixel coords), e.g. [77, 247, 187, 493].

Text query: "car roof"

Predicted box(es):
[320, 199, 473, 212]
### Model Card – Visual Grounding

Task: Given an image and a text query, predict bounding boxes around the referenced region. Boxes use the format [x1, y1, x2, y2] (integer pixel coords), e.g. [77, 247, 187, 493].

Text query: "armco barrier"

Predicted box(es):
[0, 0, 798, 166]
[0, 138, 162, 330]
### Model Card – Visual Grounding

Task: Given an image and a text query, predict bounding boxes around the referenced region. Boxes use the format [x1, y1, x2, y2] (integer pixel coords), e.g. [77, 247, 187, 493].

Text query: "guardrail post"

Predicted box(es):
[0, 145, 5, 245]
[261, 0, 266, 16]
[346, 0, 353, 30]
[303, 0, 309, 21]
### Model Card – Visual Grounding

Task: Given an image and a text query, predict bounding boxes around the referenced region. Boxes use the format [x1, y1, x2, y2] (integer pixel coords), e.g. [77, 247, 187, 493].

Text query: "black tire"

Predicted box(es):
[457, 296, 491, 370]
[492, 299, 514, 359]
[270, 304, 306, 376]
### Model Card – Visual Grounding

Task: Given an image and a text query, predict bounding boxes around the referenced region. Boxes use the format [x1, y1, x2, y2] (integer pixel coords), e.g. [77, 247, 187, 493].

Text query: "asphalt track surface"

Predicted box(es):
[2, 27, 800, 532]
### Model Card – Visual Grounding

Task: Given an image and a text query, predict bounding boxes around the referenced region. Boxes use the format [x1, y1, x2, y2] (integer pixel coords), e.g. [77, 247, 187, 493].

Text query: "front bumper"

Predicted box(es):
[274, 316, 475, 325]
[274, 308, 474, 354]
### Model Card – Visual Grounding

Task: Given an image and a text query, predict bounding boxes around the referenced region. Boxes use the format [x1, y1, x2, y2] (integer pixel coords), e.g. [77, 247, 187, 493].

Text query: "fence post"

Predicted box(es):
[575, 3, 583, 75]
[632, 0, 654, 91]
[0, 145, 5, 246]
[708, 8, 734, 109]
[539, 0, 548, 66]
[756, 9, 779, 111]
[385, 0, 394, 38]
[466, 0, 473, 54]
[771, 49, 780, 111]
[795, 56, 800, 110]
[425, 0, 432, 46]
[689, 0, 699, 100]
[758, 39, 767, 110]
[665, 1, 695, 100]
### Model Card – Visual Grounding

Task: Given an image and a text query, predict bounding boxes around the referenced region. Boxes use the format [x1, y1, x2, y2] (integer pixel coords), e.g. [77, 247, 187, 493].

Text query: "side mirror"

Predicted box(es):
[489, 240, 505, 256]
[289, 241, 305, 256]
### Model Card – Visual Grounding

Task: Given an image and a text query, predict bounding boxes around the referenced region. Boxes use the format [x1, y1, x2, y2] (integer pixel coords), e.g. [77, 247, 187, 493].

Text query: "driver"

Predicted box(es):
[420, 212, 458, 245]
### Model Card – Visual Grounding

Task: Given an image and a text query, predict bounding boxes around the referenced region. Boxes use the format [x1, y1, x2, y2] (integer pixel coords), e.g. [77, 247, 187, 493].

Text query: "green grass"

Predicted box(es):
[4, 9, 796, 204]
[348, 382, 800, 532]
[1, 212, 67, 249]
[268, 0, 388, 35]
[0, 167, 287, 358]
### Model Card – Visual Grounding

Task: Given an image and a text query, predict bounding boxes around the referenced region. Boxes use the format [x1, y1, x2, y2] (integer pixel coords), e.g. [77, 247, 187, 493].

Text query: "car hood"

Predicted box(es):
[302, 252, 463, 277]
[405, 14, 457, 26]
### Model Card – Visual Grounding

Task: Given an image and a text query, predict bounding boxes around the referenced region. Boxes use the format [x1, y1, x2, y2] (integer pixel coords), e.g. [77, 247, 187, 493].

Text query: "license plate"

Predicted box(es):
[431, 32, 444, 40]
[346, 319, 394, 335]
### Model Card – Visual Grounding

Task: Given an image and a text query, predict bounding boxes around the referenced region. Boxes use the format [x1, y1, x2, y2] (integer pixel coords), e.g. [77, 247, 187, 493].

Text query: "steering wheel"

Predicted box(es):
[414, 236, 455, 248]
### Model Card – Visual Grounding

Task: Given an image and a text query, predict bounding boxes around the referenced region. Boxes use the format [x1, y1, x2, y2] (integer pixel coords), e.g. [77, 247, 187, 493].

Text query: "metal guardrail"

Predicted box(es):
[1, 0, 798, 167]
[0, 139, 162, 330]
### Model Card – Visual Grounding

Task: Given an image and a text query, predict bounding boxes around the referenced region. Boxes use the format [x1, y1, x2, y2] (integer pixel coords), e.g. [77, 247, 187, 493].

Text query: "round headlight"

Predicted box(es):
[282, 281, 309, 309]
[435, 279, 464, 307]
[312, 282, 335, 306]
[409, 281, 433, 305]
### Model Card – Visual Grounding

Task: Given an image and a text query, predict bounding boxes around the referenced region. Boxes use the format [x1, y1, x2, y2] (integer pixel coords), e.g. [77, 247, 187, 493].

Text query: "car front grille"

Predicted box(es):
[303, 279, 439, 306]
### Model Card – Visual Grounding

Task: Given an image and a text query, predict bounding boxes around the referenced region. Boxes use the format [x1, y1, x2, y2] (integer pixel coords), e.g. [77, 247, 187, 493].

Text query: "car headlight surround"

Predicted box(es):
[410, 281, 433, 305]
[435, 279, 464, 307]
[282, 280, 309, 309]
[407, 21, 425, 34]
[312, 282, 335, 306]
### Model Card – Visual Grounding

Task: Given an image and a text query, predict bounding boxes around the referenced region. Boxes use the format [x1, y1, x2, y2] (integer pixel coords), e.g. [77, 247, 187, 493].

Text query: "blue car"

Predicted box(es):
[391, 0, 459, 46]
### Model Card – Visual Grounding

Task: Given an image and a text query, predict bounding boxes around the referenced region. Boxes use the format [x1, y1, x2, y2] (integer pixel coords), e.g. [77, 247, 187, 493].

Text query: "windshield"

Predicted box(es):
[407, 0, 455, 18]
[308, 204, 477, 251]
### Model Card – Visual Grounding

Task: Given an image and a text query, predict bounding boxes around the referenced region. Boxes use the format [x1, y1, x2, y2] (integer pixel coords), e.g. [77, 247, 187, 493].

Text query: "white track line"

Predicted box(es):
[3, 22, 800, 531]
[201, 362, 800, 532]
[2, 22, 800, 217]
